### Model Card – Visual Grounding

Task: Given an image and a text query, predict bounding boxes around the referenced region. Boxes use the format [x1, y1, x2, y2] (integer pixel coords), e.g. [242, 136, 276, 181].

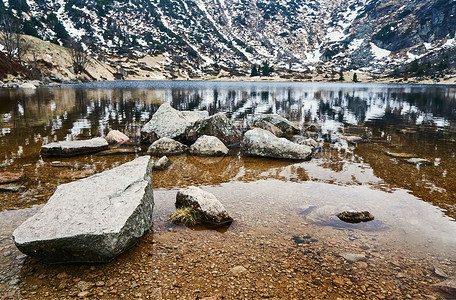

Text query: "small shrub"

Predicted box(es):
[166, 207, 201, 226]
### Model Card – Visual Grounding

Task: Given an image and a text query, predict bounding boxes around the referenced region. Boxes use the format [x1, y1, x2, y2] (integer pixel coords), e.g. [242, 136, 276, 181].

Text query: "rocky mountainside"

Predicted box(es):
[1, 0, 455, 76]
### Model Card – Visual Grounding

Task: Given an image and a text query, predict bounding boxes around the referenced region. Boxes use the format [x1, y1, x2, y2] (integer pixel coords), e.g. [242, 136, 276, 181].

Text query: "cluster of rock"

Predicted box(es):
[0, 77, 82, 89]
[141, 103, 318, 160]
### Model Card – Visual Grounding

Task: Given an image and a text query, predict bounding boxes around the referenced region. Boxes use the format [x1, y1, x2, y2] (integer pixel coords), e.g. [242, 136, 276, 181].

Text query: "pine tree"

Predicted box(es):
[250, 64, 259, 77]
[339, 69, 344, 81]
[353, 73, 358, 82]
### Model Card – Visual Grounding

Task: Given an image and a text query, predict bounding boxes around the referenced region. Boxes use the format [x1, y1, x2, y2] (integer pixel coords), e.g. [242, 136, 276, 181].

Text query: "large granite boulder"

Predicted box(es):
[242, 128, 312, 160]
[190, 135, 229, 156]
[141, 103, 208, 143]
[12, 156, 154, 264]
[251, 114, 300, 135]
[185, 113, 242, 146]
[147, 137, 189, 156]
[176, 187, 232, 227]
[40, 137, 108, 157]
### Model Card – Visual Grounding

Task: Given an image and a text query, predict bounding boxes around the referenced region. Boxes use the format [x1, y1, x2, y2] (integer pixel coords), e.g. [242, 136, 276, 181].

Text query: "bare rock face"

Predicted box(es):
[190, 135, 229, 156]
[40, 137, 109, 157]
[105, 130, 129, 145]
[241, 128, 312, 160]
[141, 103, 208, 143]
[251, 114, 300, 135]
[12, 156, 154, 264]
[176, 187, 232, 227]
[147, 137, 189, 156]
[185, 113, 242, 146]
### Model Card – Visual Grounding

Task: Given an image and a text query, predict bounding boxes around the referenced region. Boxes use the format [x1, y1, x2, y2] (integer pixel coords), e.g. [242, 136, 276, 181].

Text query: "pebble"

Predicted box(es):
[340, 253, 366, 262]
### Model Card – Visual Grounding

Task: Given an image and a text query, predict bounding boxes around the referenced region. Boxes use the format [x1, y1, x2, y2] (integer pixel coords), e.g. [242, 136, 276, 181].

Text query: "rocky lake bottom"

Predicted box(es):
[1, 82, 456, 299]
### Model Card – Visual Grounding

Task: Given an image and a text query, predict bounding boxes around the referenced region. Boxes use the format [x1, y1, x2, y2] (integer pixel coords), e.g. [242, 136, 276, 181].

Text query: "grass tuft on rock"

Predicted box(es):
[166, 207, 201, 226]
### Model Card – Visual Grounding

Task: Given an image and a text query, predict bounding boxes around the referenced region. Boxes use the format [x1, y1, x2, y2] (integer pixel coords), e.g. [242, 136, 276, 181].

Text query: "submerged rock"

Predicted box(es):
[190, 135, 229, 156]
[105, 130, 129, 145]
[147, 137, 189, 156]
[406, 158, 432, 165]
[176, 186, 232, 227]
[241, 128, 312, 160]
[141, 103, 208, 143]
[431, 277, 456, 297]
[12, 156, 154, 263]
[337, 211, 374, 223]
[0, 172, 25, 184]
[385, 151, 416, 159]
[185, 113, 241, 146]
[340, 253, 366, 262]
[153, 156, 171, 171]
[290, 135, 321, 149]
[40, 137, 108, 157]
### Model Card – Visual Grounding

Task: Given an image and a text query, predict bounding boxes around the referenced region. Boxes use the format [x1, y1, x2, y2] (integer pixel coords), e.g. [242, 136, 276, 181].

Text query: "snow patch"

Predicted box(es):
[370, 43, 391, 60]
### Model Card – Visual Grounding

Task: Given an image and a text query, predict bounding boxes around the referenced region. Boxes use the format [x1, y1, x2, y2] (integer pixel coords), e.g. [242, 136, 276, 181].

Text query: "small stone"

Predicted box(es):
[230, 266, 247, 276]
[57, 272, 68, 279]
[340, 253, 366, 262]
[95, 281, 105, 287]
[336, 211, 374, 223]
[356, 261, 368, 269]
[105, 130, 129, 144]
[433, 266, 449, 278]
[406, 158, 431, 165]
[78, 291, 90, 298]
[0, 172, 25, 184]
[147, 137, 189, 156]
[333, 278, 344, 286]
[77, 281, 94, 292]
[153, 156, 171, 171]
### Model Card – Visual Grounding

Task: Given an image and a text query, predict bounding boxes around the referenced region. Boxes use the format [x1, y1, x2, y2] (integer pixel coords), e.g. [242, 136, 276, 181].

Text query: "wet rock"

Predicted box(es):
[406, 158, 431, 165]
[12, 156, 154, 263]
[337, 211, 374, 223]
[385, 152, 416, 159]
[77, 280, 95, 292]
[251, 119, 284, 137]
[340, 135, 364, 144]
[341, 253, 366, 262]
[230, 266, 247, 275]
[40, 137, 109, 157]
[105, 130, 129, 145]
[433, 266, 449, 278]
[304, 123, 320, 132]
[289, 136, 321, 149]
[185, 113, 241, 146]
[431, 277, 456, 297]
[241, 128, 312, 160]
[176, 187, 233, 227]
[141, 103, 208, 143]
[147, 137, 188, 156]
[153, 156, 171, 171]
[0, 183, 25, 192]
[251, 114, 300, 135]
[19, 82, 37, 89]
[190, 135, 229, 156]
[95, 148, 137, 156]
[0, 172, 25, 184]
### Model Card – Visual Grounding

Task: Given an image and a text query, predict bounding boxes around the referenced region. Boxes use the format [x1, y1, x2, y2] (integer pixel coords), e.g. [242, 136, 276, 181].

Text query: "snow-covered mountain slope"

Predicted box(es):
[1, 0, 455, 75]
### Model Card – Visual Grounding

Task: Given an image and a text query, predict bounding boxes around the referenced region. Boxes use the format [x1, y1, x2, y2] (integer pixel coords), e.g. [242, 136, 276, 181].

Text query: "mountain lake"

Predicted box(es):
[0, 81, 455, 299]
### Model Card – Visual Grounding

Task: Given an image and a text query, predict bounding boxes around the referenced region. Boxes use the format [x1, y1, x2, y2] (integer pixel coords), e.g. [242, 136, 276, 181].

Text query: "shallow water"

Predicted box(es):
[1, 81, 456, 298]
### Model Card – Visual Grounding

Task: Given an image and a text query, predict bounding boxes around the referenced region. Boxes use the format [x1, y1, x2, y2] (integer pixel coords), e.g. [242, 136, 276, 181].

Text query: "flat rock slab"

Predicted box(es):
[12, 156, 154, 263]
[0, 172, 25, 184]
[0, 183, 25, 192]
[41, 137, 109, 157]
[242, 128, 312, 160]
[95, 148, 138, 156]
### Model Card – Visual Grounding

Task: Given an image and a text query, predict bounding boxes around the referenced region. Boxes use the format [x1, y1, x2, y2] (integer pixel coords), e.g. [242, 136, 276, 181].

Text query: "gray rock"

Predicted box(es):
[251, 119, 284, 137]
[19, 83, 37, 89]
[230, 266, 247, 275]
[190, 135, 228, 156]
[431, 277, 456, 297]
[153, 156, 171, 171]
[12, 156, 154, 263]
[251, 114, 300, 135]
[40, 137, 108, 157]
[141, 103, 208, 143]
[105, 130, 129, 145]
[176, 187, 232, 227]
[185, 113, 242, 146]
[341, 253, 366, 262]
[290, 135, 321, 149]
[5, 82, 19, 88]
[147, 137, 189, 156]
[241, 128, 312, 160]
[339, 135, 364, 145]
